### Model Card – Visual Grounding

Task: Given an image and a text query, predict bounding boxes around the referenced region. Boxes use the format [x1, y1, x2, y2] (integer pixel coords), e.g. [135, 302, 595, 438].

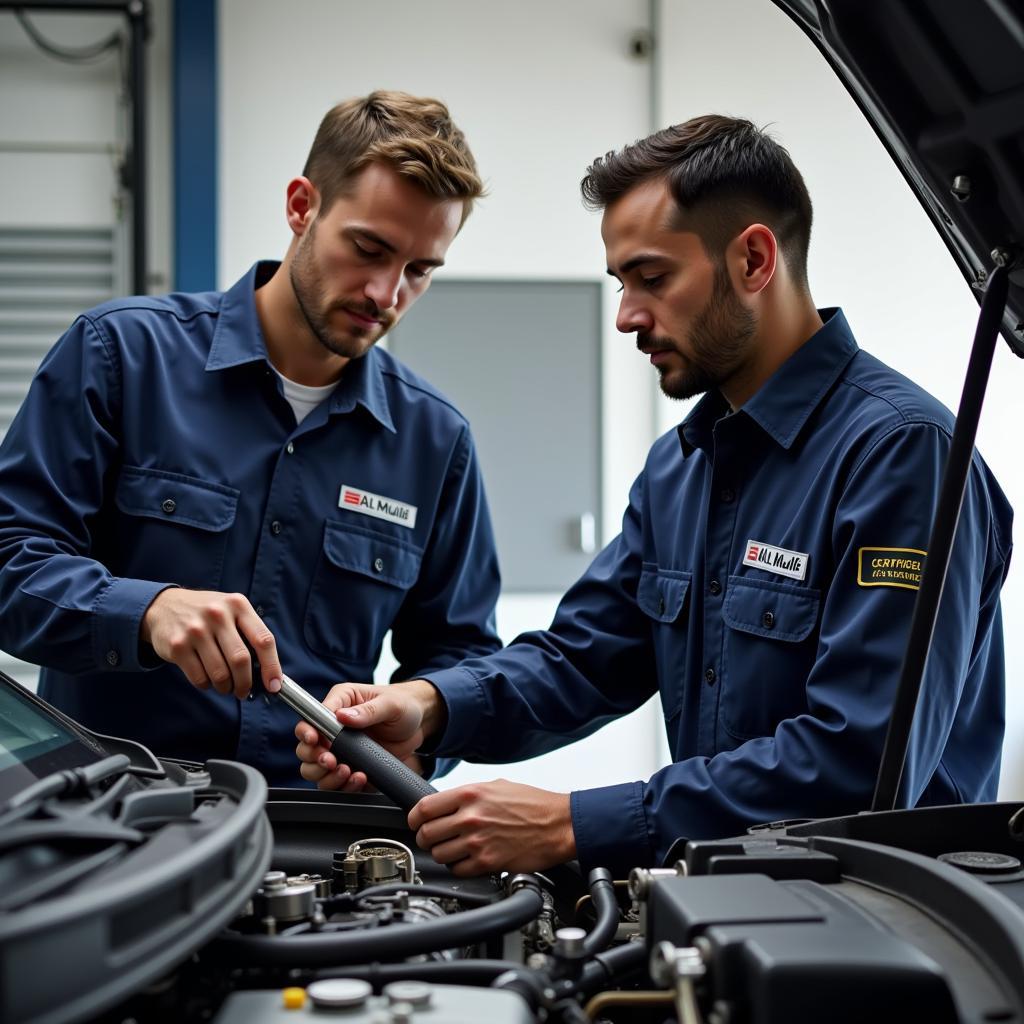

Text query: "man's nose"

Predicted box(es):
[364, 267, 403, 311]
[616, 295, 654, 335]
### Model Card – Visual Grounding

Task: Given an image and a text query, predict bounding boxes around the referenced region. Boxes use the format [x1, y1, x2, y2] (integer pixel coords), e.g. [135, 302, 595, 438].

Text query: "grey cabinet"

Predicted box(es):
[389, 280, 602, 592]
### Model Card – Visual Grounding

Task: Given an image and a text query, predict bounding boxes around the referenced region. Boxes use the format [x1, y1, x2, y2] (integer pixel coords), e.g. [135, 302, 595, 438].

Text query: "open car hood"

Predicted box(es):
[772, 0, 1024, 356]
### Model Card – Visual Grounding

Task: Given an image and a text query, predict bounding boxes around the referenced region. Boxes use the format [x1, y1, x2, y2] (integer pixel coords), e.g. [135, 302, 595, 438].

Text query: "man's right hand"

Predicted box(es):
[294, 680, 444, 791]
[140, 588, 283, 700]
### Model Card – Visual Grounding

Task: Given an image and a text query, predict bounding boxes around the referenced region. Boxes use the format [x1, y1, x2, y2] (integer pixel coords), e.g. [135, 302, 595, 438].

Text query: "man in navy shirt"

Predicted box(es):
[0, 91, 501, 784]
[297, 115, 1012, 876]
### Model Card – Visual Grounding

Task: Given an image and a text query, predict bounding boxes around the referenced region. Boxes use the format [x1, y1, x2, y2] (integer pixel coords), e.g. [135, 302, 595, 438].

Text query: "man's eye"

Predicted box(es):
[642, 275, 664, 290]
[408, 266, 430, 280]
[354, 241, 380, 258]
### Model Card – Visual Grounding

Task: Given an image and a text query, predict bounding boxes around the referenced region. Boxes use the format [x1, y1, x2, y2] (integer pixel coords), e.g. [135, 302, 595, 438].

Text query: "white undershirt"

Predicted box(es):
[273, 369, 339, 425]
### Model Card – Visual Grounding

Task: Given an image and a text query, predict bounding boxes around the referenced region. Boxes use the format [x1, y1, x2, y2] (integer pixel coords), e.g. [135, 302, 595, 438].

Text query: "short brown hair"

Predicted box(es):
[303, 90, 484, 224]
[581, 115, 813, 289]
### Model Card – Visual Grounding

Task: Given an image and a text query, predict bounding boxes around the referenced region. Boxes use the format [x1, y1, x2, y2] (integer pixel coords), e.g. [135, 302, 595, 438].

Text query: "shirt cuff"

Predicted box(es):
[571, 781, 655, 876]
[417, 665, 489, 758]
[92, 578, 177, 673]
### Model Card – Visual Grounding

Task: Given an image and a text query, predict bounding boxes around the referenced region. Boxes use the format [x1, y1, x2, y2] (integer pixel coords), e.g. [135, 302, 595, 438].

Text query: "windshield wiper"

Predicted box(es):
[0, 754, 131, 826]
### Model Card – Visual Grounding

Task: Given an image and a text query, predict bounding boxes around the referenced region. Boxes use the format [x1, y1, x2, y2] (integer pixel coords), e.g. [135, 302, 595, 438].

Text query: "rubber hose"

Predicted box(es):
[569, 940, 648, 998]
[355, 882, 496, 906]
[581, 867, 619, 955]
[207, 884, 543, 967]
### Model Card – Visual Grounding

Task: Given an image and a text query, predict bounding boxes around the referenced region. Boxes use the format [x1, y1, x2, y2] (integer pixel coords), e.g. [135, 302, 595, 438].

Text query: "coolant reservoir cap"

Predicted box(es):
[937, 850, 1022, 874]
[383, 981, 432, 1007]
[307, 979, 373, 1009]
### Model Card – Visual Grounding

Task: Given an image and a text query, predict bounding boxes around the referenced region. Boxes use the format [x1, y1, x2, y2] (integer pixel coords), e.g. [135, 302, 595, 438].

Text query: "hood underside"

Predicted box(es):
[772, 0, 1024, 356]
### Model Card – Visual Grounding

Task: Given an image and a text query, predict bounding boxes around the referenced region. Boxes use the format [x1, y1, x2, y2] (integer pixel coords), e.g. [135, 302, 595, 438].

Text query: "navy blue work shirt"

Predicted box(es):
[0, 262, 501, 784]
[423, 310, 1013, 875]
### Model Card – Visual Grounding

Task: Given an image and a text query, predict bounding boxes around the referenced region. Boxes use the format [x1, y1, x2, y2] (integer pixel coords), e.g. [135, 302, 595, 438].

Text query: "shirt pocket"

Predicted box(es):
[720, 575, 820, 741]
[636, 564, 691, 719]
[304, 520, 423, 669]
[113, 466, 239, 590]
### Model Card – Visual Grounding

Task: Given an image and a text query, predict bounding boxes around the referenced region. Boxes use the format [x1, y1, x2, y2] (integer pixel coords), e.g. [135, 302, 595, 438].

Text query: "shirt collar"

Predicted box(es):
[206, 261, 396, 434]
[328, 346, 396, 433]
[678, 307, 858, 456]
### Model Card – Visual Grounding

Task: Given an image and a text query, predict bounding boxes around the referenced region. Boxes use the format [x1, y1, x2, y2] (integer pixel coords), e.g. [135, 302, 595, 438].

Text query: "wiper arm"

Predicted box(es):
[0, 754, 131, 826]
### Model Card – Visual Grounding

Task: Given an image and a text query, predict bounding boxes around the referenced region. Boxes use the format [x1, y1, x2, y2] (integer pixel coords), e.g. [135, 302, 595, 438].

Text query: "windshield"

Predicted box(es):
[0, 678, 108, 804]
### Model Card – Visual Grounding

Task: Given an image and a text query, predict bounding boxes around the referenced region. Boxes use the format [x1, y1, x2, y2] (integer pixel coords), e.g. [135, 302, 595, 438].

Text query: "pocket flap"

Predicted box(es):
[322, 521, 422, 589]
[115, 466, 238, 532]
[724, 575, 820, 642]
[637, 568, 691, 623]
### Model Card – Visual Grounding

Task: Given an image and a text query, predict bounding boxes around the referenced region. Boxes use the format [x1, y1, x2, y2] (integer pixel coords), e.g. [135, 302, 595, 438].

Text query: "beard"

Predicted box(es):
[289, 225, 394, 359]
[641, 264, 757, 400]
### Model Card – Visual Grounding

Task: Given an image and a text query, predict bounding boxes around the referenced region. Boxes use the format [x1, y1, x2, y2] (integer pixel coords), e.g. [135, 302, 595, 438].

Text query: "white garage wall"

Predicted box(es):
[218, 0, 667, 793]
[654, 0, 1023, 797]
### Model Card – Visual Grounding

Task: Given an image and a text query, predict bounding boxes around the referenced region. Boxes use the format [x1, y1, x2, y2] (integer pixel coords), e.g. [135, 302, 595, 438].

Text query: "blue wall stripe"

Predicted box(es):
[173, 0, 217, 292]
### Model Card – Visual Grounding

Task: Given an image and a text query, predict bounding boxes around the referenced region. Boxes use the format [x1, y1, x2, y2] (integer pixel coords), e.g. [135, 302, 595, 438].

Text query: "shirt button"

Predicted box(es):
[762, 610, 775, 629]
[270, 520, 282, 535]
[704, 667, 717, 685]
[720, 488, 736, 504]
[709, 579, 722, 596]
[106, 649, 120, 667]
[255, 605, 264, 617]
[286, 442, 295, 455]
[373, 557, 385, 573]
[161, 498, 176, 514]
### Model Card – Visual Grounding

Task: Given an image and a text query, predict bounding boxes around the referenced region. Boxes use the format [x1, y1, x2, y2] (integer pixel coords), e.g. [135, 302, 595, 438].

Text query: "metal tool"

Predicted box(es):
[277, 675, 436, 811]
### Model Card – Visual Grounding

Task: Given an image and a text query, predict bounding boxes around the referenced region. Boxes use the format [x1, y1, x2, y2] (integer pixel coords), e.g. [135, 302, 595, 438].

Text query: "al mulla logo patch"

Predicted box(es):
[339, 485, 417, 529]
[743, 539, 809, 581]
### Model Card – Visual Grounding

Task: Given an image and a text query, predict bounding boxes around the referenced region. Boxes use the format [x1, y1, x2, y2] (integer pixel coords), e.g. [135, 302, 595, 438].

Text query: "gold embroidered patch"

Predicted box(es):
[857, 547, 926, 590]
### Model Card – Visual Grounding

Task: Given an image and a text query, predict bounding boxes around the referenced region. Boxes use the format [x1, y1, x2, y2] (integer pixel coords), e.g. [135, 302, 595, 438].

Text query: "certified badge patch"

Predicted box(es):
[857, 547, 926, 590]
[339, 485, 417, 529]
[742, 540, 809, 581]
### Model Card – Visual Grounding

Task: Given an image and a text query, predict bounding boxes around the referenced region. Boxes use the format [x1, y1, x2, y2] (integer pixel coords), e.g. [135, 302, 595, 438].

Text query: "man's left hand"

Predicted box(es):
[408, 779, 576, 877]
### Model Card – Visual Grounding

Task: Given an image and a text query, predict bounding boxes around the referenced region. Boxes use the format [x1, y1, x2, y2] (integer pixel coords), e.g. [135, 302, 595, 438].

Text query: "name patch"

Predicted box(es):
[857, 547, 926, 590]
[339, 485, 417, 529]
[743, 539, 809, 581]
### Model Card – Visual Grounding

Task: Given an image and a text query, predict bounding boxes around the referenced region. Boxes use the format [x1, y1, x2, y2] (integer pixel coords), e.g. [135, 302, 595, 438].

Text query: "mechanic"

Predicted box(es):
[296, 114, 1014, 877]
[0, 91, 502, 785]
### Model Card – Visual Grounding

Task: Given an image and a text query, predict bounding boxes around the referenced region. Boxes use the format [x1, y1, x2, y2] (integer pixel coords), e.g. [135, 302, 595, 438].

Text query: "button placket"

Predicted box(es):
[700, 444, 743, 755]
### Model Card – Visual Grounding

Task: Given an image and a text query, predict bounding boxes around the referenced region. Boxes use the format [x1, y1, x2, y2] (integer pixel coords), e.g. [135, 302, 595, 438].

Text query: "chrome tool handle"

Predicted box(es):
[278, 675, 436, 810]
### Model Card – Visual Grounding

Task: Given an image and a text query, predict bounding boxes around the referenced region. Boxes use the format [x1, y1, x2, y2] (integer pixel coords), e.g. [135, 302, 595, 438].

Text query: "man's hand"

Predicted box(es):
[407, 780, 576, 877]
[140, 588, 282, 700]
[294, 680, 444, 792]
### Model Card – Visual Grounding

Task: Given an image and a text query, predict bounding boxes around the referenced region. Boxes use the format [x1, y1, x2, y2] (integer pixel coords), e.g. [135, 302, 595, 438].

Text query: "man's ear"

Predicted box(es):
[285, 177, 320, 238]
[727, 223, 777, 295]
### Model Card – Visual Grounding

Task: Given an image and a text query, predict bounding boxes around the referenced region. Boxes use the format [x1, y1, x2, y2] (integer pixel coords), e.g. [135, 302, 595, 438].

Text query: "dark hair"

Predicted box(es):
[581, 115, 813, 289]
[302, 90, 484, 225]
